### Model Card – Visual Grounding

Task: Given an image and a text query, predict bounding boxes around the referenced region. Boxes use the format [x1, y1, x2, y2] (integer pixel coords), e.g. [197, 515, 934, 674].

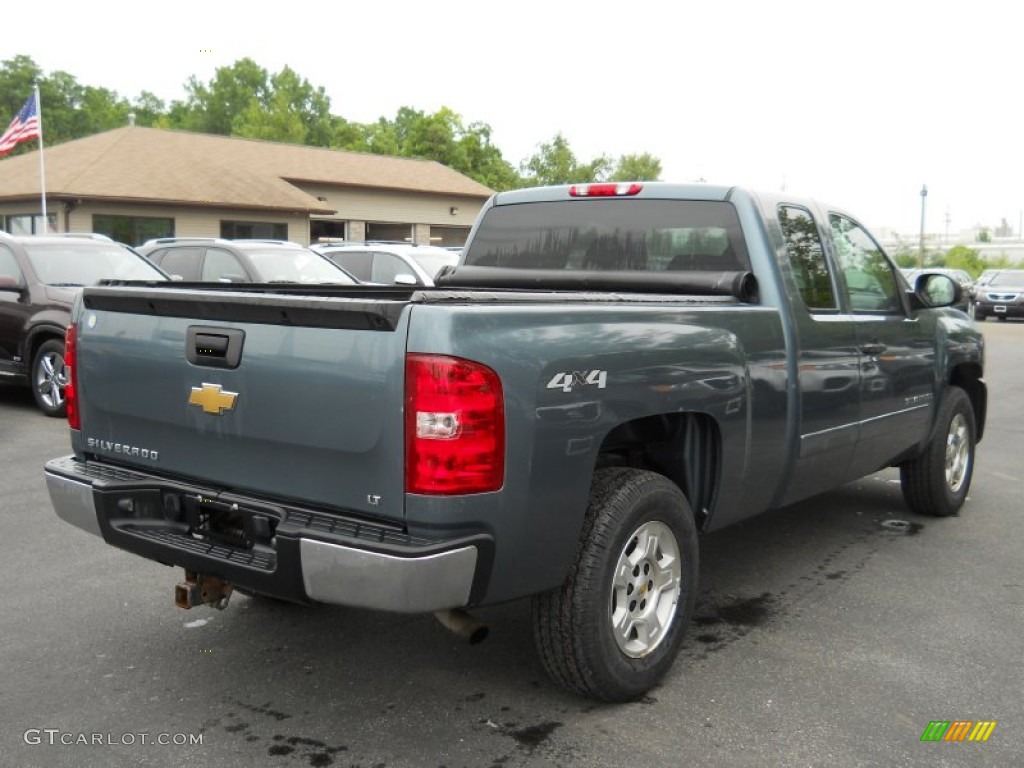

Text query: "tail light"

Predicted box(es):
[569, 183, 643, 197]
[64, 324, 79, 430]
[405, 354, 504, 495]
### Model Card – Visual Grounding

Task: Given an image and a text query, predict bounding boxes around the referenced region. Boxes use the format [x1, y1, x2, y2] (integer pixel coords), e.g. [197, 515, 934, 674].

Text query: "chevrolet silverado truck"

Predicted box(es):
[44, 183, 986, 702]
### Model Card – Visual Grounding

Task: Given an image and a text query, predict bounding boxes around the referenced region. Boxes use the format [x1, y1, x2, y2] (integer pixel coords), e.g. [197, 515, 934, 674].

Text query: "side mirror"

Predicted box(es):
[913, 273, 960, 308]
[393, 273, 418, 286]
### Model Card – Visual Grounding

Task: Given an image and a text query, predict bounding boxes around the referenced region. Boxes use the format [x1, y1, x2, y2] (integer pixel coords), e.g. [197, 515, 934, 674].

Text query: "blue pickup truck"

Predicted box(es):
[44, 182, 985, 701]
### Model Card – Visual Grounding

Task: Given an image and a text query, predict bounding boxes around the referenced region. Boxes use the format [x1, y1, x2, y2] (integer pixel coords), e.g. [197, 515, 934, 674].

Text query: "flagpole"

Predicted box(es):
[34, 83, 48, 232]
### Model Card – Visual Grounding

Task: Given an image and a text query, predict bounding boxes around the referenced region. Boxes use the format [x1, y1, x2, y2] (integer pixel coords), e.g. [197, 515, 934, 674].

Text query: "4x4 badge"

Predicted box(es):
[188, 383, 239, 415]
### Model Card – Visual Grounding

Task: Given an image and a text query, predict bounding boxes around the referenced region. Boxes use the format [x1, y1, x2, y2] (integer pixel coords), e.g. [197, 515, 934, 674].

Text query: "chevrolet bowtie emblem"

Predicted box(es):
[188, 383, 239, 415]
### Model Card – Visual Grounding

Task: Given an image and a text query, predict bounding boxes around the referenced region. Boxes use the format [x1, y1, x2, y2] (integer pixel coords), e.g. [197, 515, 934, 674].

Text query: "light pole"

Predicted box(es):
[918, 184, 928, 268]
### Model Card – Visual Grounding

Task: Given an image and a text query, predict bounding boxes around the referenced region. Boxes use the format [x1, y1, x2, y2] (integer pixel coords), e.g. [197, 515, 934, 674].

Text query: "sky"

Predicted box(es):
[9, 0, 1023, 237]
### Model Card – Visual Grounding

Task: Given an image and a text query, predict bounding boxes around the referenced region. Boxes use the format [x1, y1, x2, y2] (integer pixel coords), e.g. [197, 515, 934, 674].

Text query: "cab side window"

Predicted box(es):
[829, 214, 902, 314]
[778, 205, 837, 311]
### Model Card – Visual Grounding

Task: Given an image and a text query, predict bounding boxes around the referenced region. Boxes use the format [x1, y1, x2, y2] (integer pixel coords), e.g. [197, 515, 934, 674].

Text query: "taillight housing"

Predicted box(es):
[405, 354, 504, 495]
[64, 324, 79, 430]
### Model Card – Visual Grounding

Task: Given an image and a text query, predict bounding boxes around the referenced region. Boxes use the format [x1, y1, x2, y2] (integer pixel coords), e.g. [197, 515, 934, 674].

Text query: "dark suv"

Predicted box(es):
[0, 232, 168, 416]
[137, 238, 358, 284]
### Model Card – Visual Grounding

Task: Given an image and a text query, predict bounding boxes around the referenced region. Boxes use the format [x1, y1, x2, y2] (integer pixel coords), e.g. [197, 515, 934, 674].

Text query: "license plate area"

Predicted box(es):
[185, 495, 278, 549]
[995, 305, 1007, 313]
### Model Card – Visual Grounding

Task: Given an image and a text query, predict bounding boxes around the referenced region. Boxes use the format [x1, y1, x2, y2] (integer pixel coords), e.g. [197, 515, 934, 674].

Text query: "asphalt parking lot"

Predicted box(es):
[1, 321, 1021, 768]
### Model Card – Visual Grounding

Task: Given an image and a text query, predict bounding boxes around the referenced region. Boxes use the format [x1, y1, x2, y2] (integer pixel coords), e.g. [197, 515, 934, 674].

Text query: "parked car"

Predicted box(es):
[973, 269, 1024, 321]
[901, 268, 973, 313]
[137, 238, 359, 285]
[312, 241, 459, 286]
[0, 232, 168, 416]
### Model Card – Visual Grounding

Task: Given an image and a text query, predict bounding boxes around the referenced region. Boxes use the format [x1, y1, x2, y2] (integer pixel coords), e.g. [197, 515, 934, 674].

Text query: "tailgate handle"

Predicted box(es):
[186, 327, 245, 369]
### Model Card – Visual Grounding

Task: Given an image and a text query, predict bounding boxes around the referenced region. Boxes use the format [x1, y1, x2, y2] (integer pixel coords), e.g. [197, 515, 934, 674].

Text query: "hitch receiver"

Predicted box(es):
[175, 570, 234, 610]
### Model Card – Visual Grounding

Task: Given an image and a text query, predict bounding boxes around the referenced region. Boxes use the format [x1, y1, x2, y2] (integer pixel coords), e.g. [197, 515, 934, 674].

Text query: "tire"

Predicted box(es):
[900, 387, 976, 517]
[31, 338, 69, 418]
[997, 315, 1007, 322]
[532, 468, 698, 702]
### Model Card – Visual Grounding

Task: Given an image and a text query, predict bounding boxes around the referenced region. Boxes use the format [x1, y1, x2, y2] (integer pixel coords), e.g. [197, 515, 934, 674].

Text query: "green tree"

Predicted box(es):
[0, 54, 658, 196]
[942, 244, 986, 278]
[610, 152, 662, 182]
[169, 60, 335, 147]
[457, 121, 521, 191]
[519, 133, 612, 186]
[232, 90, 306, 143]
[0, 56, 144, 149]
[171, 58, 270, 135]
[129, 91, 166, 127]
[891, 247, 920, 268]
[335, 106, 519, 191]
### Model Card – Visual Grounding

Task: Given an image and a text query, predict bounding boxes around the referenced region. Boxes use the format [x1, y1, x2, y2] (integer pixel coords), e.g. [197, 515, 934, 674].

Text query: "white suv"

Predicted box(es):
[312, 242, 459, 287]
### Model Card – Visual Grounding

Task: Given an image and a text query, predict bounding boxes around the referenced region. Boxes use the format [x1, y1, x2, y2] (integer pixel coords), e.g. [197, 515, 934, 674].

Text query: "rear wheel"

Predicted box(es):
[900, 387, 976, 517]
[532, 468, 698, 701]
[31, 338, 68, 418]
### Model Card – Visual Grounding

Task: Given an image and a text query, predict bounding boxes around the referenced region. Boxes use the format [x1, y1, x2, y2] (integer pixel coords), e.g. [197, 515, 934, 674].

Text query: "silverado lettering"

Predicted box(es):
[85, 437, 159, 460]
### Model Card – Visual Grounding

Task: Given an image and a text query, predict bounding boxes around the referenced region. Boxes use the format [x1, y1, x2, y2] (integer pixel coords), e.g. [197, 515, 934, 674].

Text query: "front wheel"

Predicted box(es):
[900, 387, 976, 517]
[532, 468, 698, 701]
[31, 338, 69, 418]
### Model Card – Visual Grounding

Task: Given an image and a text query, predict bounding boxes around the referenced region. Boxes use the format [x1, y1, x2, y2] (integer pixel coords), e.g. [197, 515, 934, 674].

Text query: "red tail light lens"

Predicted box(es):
[569, 183, 643, 197]
[406, 354, 504, 495]
[64, 324, 79, 430]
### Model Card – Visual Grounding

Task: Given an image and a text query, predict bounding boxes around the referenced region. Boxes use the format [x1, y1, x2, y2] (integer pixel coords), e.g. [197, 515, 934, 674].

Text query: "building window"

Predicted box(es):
[92, 214, 174, 246]
[366, 222, 412, 242]
[4, 213, 57, 235]
[221, 220, 287, 240]
[310, 220, 346, 244]
[429, 226, 471, 247]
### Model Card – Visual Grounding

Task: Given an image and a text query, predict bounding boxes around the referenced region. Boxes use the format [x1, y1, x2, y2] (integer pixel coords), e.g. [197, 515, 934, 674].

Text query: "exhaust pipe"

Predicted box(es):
[175, 570, 234, 610]
[434, 609, 489, 644]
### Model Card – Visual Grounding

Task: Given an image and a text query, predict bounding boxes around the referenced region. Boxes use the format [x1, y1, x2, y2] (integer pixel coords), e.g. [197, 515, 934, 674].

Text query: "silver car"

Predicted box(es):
[312, 242, 460, 287]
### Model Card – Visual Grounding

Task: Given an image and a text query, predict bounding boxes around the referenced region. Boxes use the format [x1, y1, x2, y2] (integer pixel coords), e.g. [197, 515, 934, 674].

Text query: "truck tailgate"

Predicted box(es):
[75, 287, 410, 523]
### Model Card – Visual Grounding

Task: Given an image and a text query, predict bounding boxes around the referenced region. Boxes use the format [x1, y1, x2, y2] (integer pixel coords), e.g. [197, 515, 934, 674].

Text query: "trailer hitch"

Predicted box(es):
[175, 570, 234, 610]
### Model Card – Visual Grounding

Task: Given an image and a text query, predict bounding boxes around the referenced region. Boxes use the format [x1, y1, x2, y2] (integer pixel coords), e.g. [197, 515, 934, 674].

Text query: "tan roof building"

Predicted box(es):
[0, 126, 493, 246]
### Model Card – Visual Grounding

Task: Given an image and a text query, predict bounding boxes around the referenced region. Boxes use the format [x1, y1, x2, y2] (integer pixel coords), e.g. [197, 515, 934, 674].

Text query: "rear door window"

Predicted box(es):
[329, 251, 373, 281]
[778, 206, 837, 311]
[155, 247, 202, 281]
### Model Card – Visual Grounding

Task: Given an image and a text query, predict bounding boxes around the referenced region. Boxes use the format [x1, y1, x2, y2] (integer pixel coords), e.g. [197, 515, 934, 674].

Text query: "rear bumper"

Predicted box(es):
[44, 456, 491, 613]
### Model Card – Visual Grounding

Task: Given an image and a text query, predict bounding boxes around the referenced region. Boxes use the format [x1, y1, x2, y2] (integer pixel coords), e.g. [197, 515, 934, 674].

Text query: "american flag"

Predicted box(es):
[0, 94, 41, 157]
